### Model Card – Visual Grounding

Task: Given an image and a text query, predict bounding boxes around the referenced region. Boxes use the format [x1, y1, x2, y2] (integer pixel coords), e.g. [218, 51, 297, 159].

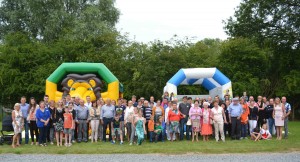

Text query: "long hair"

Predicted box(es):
[28, 97, 37, 114]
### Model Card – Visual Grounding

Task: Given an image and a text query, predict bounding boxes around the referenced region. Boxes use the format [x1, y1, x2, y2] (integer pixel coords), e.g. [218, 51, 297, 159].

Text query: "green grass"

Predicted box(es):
[0, 122, 300, 154]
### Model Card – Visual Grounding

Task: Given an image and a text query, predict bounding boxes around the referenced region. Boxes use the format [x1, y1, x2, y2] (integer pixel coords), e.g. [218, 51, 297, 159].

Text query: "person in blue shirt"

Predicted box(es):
[36, 101, 51, 146]
[20, 96, 30, 144]
[228, 97, 243, 140]
[282, 96, 291, 139]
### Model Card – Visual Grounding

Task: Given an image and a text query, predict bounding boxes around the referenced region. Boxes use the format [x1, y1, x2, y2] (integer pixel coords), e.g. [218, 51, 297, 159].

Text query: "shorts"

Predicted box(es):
[112, 128, 122, 137]
[64, 128, 72, 134]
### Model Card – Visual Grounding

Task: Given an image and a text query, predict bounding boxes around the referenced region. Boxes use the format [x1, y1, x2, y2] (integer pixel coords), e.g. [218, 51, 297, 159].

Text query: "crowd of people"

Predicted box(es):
[10, 92, 292, 148]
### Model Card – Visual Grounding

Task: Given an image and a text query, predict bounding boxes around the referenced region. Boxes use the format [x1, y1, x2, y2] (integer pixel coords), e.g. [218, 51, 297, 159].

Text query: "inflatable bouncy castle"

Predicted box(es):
[45, 63, 123, 102]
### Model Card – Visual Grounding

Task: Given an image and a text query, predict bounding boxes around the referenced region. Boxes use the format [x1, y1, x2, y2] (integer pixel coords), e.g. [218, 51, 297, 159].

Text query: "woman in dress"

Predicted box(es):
[273, 97, 286, 140]
[189, 100, 202, 142]
[12, 103, 24, 148]
[201, 102, 213, 142]
[89, 101, 100, 143]
[211, 101, 227, 142]
[134, 108, 146, 145]
[54, 100, 64, 146]
[129, 106, 139, 145]
[27, 97, 39, 145]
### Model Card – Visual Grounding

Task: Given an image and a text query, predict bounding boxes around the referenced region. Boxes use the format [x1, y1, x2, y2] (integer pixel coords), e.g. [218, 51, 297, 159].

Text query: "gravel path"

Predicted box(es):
[1, 153, 300, 162]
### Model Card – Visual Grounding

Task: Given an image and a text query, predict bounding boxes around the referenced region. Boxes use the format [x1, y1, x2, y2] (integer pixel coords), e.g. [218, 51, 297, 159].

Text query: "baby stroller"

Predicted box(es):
[0, 107, 14, 145]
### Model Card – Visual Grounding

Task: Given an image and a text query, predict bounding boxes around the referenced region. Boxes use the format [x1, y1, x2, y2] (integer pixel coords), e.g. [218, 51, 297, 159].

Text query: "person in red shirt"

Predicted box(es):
[64, 105, 74, 147]
[167, 102, 183, 142]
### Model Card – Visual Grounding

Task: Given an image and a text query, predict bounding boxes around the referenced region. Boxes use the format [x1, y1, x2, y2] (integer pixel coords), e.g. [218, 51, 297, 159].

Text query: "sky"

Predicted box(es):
[115, 0, 241, 43]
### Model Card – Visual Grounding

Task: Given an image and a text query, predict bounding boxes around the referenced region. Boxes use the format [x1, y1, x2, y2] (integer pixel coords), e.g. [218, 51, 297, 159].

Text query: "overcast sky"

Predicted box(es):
[115, 0, 241, 43]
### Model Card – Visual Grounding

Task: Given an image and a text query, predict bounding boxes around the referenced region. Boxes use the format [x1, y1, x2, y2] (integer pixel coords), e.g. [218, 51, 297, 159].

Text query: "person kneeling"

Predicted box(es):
[111, 115, 124, 145]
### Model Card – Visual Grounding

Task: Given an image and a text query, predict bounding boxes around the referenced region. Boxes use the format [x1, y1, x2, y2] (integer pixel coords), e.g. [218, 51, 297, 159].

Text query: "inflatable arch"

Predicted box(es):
[46, 63, 123, 102]
[163, 68, 232, 99]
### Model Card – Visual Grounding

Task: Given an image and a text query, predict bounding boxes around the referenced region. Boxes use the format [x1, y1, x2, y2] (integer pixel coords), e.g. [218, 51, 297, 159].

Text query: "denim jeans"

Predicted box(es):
[284, 118, 289, 138]
[241, 123, 247, 138]
[20, 118, 29, 144]
[78, 120, 88, 142]
[268, 118, 275, 135]
[49, 127, 54, 142]
[38, 126, 48, 144]
[179, 117, 190, 140]
[149, 131, 154, 142]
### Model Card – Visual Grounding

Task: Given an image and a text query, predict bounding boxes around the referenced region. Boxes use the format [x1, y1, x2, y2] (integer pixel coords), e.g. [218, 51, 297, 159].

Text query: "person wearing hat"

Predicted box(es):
[228, 97, 243, 140]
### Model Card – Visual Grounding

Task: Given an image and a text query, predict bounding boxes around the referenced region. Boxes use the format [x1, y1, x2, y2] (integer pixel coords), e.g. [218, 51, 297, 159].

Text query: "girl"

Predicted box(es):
[27, 97, 39, 145]
[89, 101, 100, 143]
[251, 127, 261, 141]
[260, 123, 272, 140]
[36, 101, 51, 147]
[12, 103, 23, 148]
[167, 102, 183, 142]
[273, 97, 286, 140]
[64, 105, 74, 147]
[201, 102, 213, 142]
[211, 101, 227, 142]
[134, 108, 146, 145]
[129, 107, 139, 145]
[154, 116, 163, 142]
[53, 100, 64, 146]
[189, 100, 202, 142]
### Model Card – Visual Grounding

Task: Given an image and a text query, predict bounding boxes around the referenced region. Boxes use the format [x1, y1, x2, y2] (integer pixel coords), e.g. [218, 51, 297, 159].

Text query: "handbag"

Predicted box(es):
[186, 118, 192, 126]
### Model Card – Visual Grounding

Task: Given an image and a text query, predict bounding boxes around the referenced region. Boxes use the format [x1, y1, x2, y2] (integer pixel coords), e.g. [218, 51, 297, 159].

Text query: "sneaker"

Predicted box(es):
[50, 142, 54, 145]
[68, 143, 72, 147]
[129, 143, 132, 146]
[240, 137, 244, 140]
[72, 140, 75, 143]
[43, 143, 47, 146]
[65, 143, 68, 147]
[244, 137, 248, 140]
[40, 144, 44, 147]
[120, 141, 123, 145]
[111, 141, 115, 144]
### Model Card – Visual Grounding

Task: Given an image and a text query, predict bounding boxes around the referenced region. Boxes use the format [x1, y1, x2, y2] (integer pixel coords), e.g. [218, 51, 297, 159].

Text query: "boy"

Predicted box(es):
[111, 115, 123, 144]
[154, 116, 163, 143]
[148, 115, 155, 142]
[64, 105, 74, 147]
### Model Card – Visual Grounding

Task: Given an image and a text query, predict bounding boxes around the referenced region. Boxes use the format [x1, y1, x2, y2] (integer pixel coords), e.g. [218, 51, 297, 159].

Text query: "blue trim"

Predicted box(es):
[202, 78, 216, 90]
[168, 69, 186, 86]
[187, 78, 198, 85]
[212, 69, 230, 86]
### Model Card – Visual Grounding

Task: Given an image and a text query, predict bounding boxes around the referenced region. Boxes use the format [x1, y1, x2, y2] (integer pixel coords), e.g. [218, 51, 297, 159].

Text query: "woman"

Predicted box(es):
[240, 98, 249, 139]
[189, 100, 202, 142]
[36, 101, 51, 146]
[125, 101, 134, 142]
[53, 100, 64, 146]
[89, 101, 100, 143]
[257, 96, 265, 129]
[211, 101, 227, 142]
[201, 102, 213, 142]
[222, 102, 231, 137]
[152, 100, 165, 122]
[97, 99, 104, 141]
[27, 97, 39, 145]
[48, 100, 56, 145]
[273, 97, 286, 140]
[167, 102, 183, 142]
[134, 108, 146, 145]
[12, 103, 23, 148]
[248, 100, 259, 133]
[129, 107, 139, 145]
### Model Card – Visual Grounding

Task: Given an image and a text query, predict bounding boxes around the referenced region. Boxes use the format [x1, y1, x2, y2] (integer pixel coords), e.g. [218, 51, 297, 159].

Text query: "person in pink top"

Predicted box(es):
[189, 100, 202, 142]
[201, 102, 213, 142]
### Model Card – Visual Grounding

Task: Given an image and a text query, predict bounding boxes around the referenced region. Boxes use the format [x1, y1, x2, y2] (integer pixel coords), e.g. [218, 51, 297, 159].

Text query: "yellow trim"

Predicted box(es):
[45, 80, 57, 102]
[101, 81, 119, 101]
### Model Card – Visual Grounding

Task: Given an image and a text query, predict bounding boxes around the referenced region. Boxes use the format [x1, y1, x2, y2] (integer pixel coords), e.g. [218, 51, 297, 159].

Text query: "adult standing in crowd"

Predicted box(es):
[178, 96, 191, 141]
[282, 96, 291, 139]
[223, 101, 231, 137]
[48, 100, 56, 145]
[19, 96, 29, 145]
[168, 101, 183, 142]
[211, 101, 227, 142]
[265, 98, 275, 135]
[12, 103, 23, 148]
[201, 102, 213, 141]
[53, 100, 64, 146]
[89, 101, 100, 143]
[132, 95, 138, 107]
[257, 96, 265, 129]
[101, 98, 115, 142]
[44, 95, 50, 108]
[36, 101, 51, 146]
[115, 98, 126, 139]
[76, 99, 89, 143]
[189, 100, 201, 142]
[68, 102, 76, 143]
[125, 101, 134, 142]
[27, 97, 39, 145]
[165, 101, 175, 141]
[248, 100, 259, 133]
[97, 99, 104, 141]
[74, 96, 80, 140]
[143, 100, 152, 138]
[152, 100, 164, 123]
[228, 97, 243, 140]
[273, 97, 286, 140]
[150, 96, 156, 107]
[84, 96, 92, 108]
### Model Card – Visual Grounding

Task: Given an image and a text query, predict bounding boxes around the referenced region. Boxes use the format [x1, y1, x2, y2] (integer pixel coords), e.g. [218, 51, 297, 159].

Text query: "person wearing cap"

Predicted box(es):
[228, 97, 243, 140]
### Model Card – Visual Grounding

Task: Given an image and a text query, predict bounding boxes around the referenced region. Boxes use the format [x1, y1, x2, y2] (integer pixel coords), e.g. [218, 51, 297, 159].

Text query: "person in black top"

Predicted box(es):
[248, 100, 259, 133]
[257, 96, 265, 129]
[115, 99, 126, 139]
[68, 102, 76, 143]
[143, 101, 152, 139]
[221, 102, 231, 137]
[53, 100, 64, 146]
[265, 98, 275, 135]
[178, 96, 191, 140]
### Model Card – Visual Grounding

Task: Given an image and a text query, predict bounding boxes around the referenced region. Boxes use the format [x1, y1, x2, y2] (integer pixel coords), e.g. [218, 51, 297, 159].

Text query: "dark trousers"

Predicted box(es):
[29, 121, 39, 143]
[103, 117, 113, 141]
[74, 123, 78, 140]
[257, 115, 266, 129]
[180, 117, 190, 140]
[241, 123, 248, 138]
[231, 117, 241, 139]
[20, 118, 29, 144]
[149, 131, 154, 142]
[224, 123, 231, 137]
[38, 127, 48, 144]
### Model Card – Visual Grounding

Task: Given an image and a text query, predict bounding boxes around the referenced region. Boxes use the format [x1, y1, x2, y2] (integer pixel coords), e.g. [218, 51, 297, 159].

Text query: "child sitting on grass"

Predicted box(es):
[111, 115, 124, 145]
[260, 123, 272, 140]
[148, 115, 155, 143]
[251, 127, 261, 141]
[154, 116, 163, 143]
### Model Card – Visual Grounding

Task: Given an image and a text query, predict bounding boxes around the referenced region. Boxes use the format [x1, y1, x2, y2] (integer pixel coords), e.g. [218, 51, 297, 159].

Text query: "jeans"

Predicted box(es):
[38, 126, 48, 144]
[102, 117, 113, 141]
[241, 123, 247, 138]
[231, 117, 241, 139]
[29, 120, 39, 143]
[248, 120, 257, 133]
[20, 118, 29, 144]
[268, 118, 275, 135]
[130, 123, 136, 143]
[78, 120, 88, 142]
[149, 131, 154, 142]
[224, 123, 231, 137]
[179, 117, 190, 140]
[126, 123, 132, 140]
[71, 129, 75, 141]
[49, 127, 54, 142]
[284, 118, 289, 138]
[98, 123, 103, 140]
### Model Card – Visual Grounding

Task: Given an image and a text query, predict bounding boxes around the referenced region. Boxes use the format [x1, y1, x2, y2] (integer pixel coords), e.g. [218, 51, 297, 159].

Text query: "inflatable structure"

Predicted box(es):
[163, 68, 232, 99]
[46, 63, 123, 102]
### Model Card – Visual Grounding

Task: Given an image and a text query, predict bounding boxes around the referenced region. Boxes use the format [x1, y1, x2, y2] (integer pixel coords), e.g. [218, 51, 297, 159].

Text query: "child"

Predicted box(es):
[111, 115, 124, 144]
[154, 116, 163, 143]
[240, 99, 249, 140]
[63, 106, 74, 147]
[134, 108, 146, 145]
[260, 123, 272, 140]
[148, 115, 155, 142]
[251, 127, 261, 141]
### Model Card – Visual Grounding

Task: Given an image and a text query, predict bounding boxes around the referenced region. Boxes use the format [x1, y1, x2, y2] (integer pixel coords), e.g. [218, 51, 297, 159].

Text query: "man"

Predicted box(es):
[207, 96, 213, 108]
[187, 97, 193, 107]
[84, 96, 92, 108]
[228, 97, 243, 140]
[19, 96, 30, 144]
[224, 100, 231, 137]
[150, 96, 156, 106]
[161, 97, 169, 108]
[73, 96, 80, 140]
[101, 98, 115, 142]
[65, 94, 72, 105]
[178, 96, 191, 140]
[115, 98, 126, 139]
[44, 95, 50, 108]
[140, 97, 145, 105]
[132, 95, 138, 107]
[143, 100, 152, 138]
[282, 96, 291, 139]
[265, 98, 275, 135]
[75, 99, 89, 143]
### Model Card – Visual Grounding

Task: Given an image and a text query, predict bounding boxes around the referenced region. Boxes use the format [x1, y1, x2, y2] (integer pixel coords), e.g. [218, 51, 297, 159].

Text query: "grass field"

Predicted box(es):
[0, 121, 299, 154]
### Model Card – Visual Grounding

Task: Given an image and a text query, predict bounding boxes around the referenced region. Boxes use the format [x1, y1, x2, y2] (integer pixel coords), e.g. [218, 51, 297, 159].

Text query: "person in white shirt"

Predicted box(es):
[84, 96, 92, 108]
[124, 101, 134, 142]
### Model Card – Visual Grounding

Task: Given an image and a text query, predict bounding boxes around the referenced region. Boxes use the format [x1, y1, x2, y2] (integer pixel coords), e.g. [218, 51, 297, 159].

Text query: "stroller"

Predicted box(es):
[0, 107, 14, 145]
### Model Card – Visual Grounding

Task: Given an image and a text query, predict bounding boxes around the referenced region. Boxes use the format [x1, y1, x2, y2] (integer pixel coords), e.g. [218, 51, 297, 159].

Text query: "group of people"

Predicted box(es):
[10, 92, 291, 148]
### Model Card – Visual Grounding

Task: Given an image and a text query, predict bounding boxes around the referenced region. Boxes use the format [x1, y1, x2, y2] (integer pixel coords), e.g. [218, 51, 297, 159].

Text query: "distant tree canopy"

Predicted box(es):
[0, 0, 299, 119]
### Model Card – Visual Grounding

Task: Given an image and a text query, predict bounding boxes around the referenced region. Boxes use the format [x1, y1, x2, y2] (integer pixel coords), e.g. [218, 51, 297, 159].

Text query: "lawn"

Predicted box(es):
[0, 121, 299, 154]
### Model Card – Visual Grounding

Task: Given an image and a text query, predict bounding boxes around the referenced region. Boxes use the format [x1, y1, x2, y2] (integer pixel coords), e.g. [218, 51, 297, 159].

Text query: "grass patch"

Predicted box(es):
[0, 121, 299, 154]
